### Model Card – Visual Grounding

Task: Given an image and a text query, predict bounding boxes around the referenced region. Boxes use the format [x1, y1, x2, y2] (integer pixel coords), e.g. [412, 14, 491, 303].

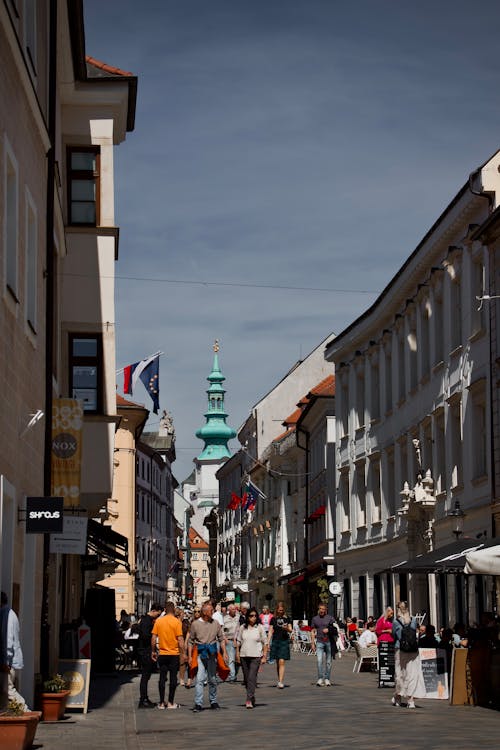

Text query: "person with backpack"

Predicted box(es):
[391, 601, 425, 709]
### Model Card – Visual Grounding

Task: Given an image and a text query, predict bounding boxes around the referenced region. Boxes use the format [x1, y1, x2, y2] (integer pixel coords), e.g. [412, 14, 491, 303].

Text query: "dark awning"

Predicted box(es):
[306, 505, 326, 524]
[391, 538, 500, 574]
[87, 519, 129, 570]
[278, 568, 306, 585]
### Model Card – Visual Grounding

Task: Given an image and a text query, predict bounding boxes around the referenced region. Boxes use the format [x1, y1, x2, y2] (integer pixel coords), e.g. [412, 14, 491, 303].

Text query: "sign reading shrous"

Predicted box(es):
[26, 497, 64, 534]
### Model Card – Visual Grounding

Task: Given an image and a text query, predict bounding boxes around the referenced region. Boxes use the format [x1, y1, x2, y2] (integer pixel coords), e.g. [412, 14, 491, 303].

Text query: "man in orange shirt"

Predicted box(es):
[151, 601, 184, 709]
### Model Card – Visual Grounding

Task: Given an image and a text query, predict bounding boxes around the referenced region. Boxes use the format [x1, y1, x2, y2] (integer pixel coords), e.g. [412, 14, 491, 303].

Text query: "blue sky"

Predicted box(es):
[84, 0, 500, 482]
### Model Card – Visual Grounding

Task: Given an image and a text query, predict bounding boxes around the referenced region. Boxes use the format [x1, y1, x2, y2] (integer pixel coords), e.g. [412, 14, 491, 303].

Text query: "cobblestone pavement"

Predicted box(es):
[34, 651, 500, 750]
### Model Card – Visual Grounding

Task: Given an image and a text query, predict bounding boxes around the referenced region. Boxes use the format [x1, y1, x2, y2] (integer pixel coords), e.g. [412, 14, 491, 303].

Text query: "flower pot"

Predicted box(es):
[40, 690, 70, 722]
[0, 711, 41, 750]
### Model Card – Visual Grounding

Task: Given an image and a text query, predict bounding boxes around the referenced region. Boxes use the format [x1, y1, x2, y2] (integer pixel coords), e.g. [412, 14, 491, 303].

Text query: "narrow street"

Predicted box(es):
[35, 651, 499, 750]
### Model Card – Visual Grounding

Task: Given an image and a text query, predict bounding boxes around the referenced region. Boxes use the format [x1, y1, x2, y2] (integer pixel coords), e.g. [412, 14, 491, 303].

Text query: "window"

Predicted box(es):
[369, 459, 381, 524]
[25, 189, 37, 331]
[420, 299, 430, 377]
[340, 372, 349, 436]
[434, 409, 446, 494]
[202, 569, 207, 578]
[67, 147, 100, 225]
[397, 326, 405, 402]
[471, 257, 486, 336]
[355, 367, 365, 429]
[202, 552, 208, 560]
[469, 381, 487, 479]
[339, 471, 350, 532]
[69, 334, 103, 412]
[355, 463, 366, 528]
[385, 446, 396, 517]
[449, 399, 462, 488]
[433, 288, 444, 364]
[384, 343, 392, 413]
[448, 259, 462, 350]
[370, 357, 380, 421]
[407, 314, 417, 391]
[4, 138, 18, 298]
[191, 552, 198, 561]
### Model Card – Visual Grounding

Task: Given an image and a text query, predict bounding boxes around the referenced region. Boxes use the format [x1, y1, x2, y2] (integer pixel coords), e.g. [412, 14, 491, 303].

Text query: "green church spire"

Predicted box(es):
[196, 340, 236, 461]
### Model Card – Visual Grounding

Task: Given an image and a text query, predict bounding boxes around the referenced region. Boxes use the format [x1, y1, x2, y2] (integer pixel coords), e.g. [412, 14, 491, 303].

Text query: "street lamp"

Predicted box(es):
[448, 499, 466, 539]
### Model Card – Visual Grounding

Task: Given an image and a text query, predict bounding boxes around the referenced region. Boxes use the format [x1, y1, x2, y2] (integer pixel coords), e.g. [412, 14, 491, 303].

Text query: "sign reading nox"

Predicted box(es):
[26, 497, 64, 533]
[51, 398, 83, 507]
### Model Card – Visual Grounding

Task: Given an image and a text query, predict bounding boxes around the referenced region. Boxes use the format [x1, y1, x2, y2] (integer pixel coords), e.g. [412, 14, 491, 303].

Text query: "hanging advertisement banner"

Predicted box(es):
[51, 398, 83, 508]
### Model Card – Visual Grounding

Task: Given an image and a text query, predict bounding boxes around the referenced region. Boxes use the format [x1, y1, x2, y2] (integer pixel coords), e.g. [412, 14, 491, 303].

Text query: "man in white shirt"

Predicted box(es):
[0, 591, 28, 711]
[223, 604, 239, 682]
[358, 622, 377, 648]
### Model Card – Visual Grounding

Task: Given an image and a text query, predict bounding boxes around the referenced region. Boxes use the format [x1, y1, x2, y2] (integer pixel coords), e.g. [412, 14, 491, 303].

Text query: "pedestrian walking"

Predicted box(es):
[151, 601, 184, 710]
[223, 604, 240, 682]
[311, 603, 337, 686]
[188, 601, 228, 712]
[268, 601, 292, 688]
[136, 602, 162, 708]
[392, 601, 425, 709]
[0, 591, 29, 710]
[236, 607, 267, 708]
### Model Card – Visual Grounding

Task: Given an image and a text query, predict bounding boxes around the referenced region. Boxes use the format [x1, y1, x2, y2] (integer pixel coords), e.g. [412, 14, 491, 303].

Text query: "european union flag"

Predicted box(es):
[139, 355, 160, 413]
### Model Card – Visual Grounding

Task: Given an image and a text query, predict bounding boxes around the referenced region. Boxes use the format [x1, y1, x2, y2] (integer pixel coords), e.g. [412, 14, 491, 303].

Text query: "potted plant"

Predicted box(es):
[0, 698, 42, 750]
[40, 674, 70, 722]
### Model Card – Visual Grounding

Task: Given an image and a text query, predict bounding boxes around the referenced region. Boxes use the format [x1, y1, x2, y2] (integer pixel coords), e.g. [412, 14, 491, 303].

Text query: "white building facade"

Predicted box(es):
[325, 150, 500, 627]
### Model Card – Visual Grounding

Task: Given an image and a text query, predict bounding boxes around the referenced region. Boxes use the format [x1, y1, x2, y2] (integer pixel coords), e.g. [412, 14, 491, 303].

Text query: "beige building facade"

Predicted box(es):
[1, 0, 136, 701]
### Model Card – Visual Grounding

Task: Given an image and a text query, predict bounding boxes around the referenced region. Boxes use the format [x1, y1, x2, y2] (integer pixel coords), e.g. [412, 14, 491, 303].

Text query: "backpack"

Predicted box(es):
[399, 620, 418, 652]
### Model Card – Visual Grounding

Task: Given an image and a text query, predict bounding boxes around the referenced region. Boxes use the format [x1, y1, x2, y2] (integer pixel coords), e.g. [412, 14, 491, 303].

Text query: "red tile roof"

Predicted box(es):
[273, 426, 296, 442]
[189, 526, 209, 549]
[86, 55, 134, 78]
[309, 374, 335, 397]
[283, 407, 303, 426]
[116, 393, 146, 408]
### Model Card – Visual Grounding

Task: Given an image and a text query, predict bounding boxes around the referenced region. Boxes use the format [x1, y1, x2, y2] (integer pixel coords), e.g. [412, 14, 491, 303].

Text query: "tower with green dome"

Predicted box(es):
[195, 340, 236, 461]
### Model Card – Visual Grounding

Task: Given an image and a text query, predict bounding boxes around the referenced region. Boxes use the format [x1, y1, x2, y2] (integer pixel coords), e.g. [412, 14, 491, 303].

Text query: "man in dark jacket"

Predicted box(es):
[137, 603, 162, 708]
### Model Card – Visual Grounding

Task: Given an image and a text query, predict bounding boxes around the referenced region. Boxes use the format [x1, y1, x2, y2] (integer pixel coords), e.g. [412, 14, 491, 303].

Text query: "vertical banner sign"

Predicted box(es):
[51, 398, 83, 508]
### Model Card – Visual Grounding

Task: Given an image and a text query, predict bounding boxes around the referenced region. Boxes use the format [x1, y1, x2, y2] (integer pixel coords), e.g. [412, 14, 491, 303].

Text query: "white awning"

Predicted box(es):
[464, 545, 500, 575]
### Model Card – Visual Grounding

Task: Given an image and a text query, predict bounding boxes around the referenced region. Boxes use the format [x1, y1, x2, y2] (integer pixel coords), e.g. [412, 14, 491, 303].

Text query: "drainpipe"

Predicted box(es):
[40, 0, 57, 679]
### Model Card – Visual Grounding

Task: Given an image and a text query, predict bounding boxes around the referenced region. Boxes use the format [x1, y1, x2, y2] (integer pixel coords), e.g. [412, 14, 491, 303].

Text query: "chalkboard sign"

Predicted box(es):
[378, 641, 395, 688]
[419, 648, 448, 699]
[58, 659, 91, 713]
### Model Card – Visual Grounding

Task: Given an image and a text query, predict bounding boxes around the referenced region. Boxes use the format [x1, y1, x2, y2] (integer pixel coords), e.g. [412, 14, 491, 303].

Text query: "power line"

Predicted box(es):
[60, 271, 378, 296]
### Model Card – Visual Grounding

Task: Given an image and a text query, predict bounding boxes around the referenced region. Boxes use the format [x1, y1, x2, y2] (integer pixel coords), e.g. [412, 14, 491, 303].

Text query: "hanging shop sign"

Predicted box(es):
[26, 497, 64, 534]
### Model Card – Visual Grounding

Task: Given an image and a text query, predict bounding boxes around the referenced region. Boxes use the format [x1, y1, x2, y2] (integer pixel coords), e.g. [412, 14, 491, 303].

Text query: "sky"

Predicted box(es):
[83, 0, 500, 483]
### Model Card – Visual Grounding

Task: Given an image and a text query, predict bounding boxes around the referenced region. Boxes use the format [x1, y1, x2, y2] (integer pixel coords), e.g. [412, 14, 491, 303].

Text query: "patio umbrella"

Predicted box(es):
[464, 545, 500, 575]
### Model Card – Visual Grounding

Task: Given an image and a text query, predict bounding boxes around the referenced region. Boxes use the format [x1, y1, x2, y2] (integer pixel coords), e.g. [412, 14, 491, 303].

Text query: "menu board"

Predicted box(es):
[378, 641, 395, 688]
[419, 648, 448, 699]
[58, 659, 91, 713]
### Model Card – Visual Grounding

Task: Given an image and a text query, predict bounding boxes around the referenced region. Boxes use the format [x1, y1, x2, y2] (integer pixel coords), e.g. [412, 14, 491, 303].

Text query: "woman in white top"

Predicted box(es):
[236, 607, 267, 709]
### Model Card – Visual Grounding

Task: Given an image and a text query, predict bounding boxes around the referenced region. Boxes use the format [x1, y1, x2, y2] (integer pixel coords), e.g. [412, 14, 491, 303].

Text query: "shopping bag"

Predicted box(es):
[189, 644, 198, 679]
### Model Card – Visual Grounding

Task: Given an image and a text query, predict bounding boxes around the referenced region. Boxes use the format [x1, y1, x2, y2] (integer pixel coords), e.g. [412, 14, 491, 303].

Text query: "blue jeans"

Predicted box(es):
[194, 654, 218, 707]
[316, 640, 332, 680]
[226, 641, 236, 681]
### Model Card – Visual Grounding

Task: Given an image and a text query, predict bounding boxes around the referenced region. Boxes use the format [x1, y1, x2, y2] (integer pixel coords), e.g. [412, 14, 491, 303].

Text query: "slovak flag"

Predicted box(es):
[123, 354, 160, 413]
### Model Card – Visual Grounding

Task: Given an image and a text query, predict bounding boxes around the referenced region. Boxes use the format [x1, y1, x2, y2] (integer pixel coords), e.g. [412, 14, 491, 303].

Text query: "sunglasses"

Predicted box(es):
[249, 613, 257, 617]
